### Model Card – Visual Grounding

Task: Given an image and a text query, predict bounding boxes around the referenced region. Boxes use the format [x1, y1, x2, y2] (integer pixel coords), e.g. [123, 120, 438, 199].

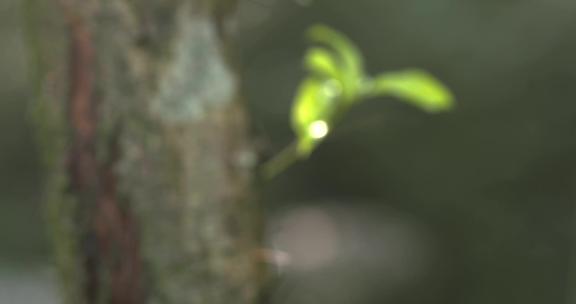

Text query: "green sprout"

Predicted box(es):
[262, 24, 454, 179]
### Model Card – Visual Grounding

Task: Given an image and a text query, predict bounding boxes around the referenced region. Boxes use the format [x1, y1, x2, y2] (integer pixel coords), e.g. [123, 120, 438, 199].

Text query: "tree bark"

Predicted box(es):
[27, 1, 263, 303]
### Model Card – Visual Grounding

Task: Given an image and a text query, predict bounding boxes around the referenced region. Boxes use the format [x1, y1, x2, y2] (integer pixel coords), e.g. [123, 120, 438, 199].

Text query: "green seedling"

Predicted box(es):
[262, 24, 454, 179]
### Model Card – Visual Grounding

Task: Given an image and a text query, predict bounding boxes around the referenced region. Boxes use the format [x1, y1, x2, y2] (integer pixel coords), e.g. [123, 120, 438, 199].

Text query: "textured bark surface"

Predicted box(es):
[29, 1, 262, 303]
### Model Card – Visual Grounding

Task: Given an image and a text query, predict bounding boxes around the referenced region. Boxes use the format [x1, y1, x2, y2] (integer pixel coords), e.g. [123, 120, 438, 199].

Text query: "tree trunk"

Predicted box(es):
[27, 1, 263, 303]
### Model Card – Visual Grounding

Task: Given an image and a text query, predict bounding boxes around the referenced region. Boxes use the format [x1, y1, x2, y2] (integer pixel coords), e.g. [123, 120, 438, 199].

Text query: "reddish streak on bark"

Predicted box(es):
[95, 149, 144, 304]
[61, 6, 144, 304]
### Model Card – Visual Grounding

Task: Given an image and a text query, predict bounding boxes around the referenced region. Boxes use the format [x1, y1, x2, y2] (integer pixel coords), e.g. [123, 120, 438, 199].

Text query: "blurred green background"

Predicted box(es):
[3, 0, 576, 303]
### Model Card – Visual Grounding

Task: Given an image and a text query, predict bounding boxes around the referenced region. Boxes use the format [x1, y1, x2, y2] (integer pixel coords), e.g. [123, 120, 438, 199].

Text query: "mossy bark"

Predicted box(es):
[28, 1, 262, 303]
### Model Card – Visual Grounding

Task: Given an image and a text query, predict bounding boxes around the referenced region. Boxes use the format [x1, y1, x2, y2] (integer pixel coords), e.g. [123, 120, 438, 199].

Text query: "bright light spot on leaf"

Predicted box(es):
[308, 120, 329, 139]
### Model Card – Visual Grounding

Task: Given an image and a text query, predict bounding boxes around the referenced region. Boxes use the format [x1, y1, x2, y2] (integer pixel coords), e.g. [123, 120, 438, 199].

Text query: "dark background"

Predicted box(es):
[2, 0, 576, 303]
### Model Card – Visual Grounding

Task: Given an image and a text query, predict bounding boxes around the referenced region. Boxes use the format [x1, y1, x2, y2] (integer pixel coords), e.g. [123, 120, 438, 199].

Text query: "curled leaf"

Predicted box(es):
[307, 24, 364, 99]
[305, 47, 340, 79]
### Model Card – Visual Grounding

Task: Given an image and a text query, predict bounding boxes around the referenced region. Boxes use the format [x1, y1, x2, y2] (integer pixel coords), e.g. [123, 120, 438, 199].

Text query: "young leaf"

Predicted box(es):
[307, 24, 364, 100]
[367, 69, 454, 112]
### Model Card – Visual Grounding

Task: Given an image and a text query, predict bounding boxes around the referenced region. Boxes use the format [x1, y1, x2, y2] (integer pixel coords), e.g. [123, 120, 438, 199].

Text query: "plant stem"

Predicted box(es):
[260, 141, 300, 180]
